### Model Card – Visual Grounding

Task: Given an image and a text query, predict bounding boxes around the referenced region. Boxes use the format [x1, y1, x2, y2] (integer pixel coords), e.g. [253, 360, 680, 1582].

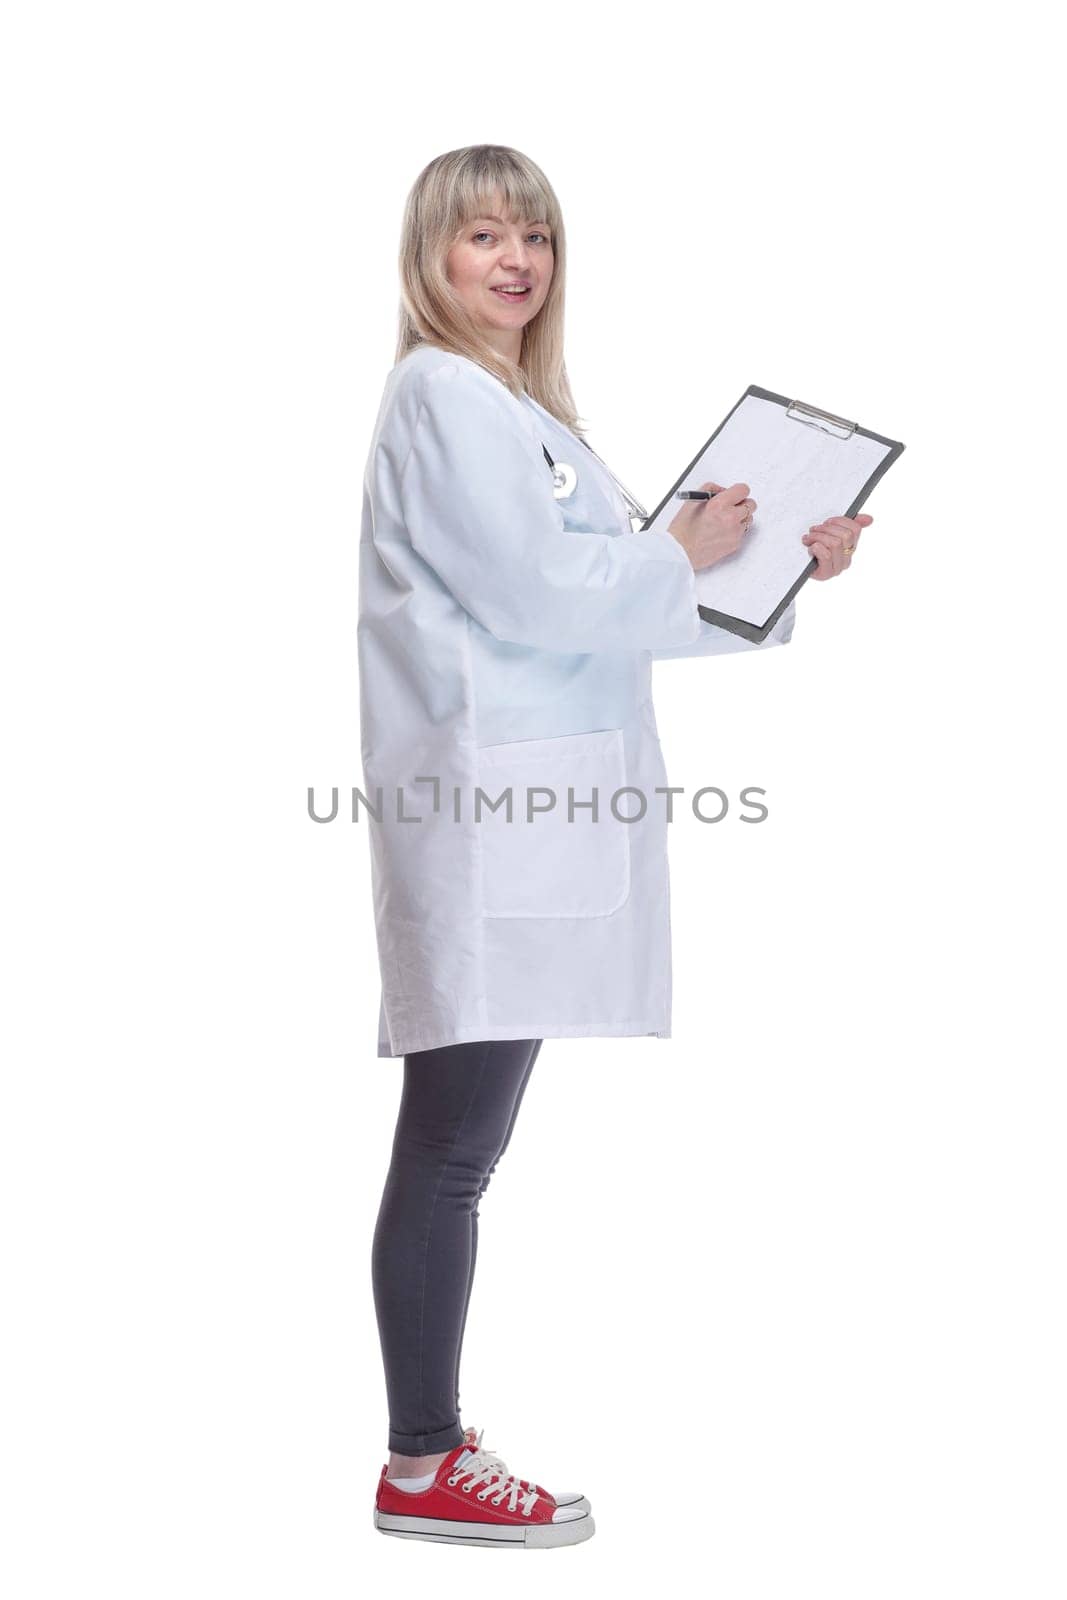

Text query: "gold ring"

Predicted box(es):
[844, 545, 854, 555]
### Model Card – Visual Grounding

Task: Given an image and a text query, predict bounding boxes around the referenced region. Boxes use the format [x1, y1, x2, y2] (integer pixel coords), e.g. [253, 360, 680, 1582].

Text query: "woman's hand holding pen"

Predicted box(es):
[667, 481, 756, 571]
[802, 513, 873, 579]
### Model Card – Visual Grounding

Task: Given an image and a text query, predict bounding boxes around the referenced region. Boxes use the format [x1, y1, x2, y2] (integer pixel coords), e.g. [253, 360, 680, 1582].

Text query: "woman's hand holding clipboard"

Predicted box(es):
[800, 510, 874, 579]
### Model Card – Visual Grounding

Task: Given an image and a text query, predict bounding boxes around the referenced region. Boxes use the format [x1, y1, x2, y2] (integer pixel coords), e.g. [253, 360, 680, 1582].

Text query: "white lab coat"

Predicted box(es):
[358, 345, 795, 1057]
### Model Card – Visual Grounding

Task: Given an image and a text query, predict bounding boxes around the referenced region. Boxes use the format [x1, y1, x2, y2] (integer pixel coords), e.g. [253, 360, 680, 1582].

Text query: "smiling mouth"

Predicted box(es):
[489, 285, 532, 300]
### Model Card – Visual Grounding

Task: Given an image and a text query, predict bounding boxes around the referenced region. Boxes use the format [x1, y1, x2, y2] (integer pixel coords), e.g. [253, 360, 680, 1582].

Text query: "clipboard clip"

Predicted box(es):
[786, 398, 858, 440]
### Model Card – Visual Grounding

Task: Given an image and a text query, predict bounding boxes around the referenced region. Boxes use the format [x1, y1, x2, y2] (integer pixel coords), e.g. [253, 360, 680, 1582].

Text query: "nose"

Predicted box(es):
[499, 234, 532, 272]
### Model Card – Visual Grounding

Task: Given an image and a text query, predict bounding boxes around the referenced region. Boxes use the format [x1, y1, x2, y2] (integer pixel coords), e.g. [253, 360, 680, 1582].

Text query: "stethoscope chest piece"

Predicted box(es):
[540, 437, 645, 520]
[550, 461, 578, 499]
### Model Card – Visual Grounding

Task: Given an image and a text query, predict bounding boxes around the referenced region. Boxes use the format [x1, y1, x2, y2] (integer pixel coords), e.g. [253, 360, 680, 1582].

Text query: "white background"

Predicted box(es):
[2, 2, 1063, 1595]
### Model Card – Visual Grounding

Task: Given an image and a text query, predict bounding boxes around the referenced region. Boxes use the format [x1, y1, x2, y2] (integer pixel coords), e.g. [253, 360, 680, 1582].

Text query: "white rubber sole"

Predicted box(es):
[374, 1506, 596, 1548]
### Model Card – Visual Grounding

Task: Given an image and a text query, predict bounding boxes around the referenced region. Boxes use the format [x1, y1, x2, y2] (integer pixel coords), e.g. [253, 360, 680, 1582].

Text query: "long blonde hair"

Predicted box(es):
[395, 144, 588, 439]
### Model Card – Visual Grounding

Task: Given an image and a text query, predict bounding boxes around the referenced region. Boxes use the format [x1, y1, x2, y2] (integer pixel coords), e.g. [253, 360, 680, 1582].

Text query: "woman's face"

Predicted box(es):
[444, 200, 554, 357]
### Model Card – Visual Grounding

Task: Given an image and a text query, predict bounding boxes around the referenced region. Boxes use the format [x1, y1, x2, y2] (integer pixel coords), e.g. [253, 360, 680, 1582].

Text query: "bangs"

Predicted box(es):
[451, 154, 556, 233]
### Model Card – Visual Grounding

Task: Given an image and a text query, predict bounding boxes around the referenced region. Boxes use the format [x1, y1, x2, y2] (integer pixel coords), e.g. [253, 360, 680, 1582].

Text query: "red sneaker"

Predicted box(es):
[374, 1426, 595, 1548]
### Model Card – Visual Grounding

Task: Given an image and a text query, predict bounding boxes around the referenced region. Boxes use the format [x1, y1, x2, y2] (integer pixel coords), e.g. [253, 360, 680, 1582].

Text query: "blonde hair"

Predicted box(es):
[395, 144, 588, 439]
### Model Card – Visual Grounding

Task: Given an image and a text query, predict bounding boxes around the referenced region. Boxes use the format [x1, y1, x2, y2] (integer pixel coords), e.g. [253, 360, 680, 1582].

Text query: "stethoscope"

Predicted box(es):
[540, 440, 650, 524]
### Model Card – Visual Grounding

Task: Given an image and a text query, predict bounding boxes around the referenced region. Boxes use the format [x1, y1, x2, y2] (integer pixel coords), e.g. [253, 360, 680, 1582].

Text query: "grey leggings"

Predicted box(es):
[371, 1037, 542, 1455]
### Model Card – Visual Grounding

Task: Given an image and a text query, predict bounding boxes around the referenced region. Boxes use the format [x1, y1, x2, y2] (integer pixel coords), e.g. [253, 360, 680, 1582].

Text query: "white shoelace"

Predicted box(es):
[448, 1428, 540, 1516]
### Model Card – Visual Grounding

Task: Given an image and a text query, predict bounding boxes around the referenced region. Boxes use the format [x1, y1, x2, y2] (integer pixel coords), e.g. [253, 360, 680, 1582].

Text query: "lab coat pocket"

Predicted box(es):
[475, 727, 631, 919]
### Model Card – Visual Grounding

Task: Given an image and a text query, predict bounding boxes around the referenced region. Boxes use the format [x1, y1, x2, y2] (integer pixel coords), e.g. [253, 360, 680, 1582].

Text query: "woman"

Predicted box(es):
[362, 145, 870, 1550]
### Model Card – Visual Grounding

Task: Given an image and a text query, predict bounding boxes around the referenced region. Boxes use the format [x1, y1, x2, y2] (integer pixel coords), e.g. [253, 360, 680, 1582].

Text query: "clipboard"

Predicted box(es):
[640, 386, 905, 642]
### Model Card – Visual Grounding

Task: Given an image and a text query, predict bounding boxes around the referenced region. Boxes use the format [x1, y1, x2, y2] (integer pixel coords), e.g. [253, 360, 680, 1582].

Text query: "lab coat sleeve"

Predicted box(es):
[650, 596, 797, 660]
[398, 362, 703, 654]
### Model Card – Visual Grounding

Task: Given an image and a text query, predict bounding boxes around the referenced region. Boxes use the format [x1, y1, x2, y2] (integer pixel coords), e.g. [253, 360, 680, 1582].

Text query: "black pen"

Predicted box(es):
[675, 488, 718, 500]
